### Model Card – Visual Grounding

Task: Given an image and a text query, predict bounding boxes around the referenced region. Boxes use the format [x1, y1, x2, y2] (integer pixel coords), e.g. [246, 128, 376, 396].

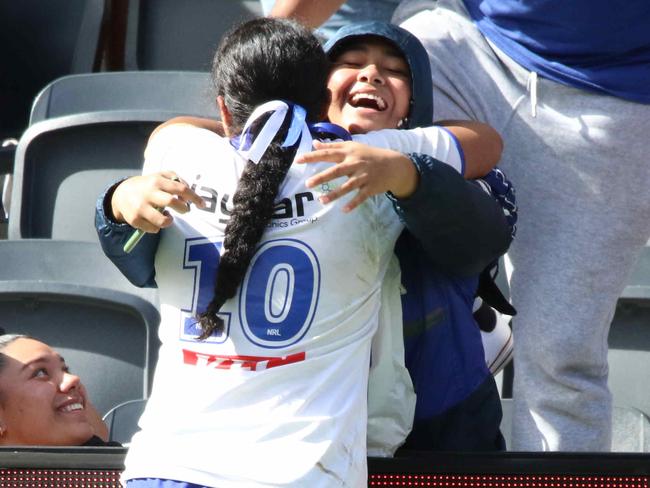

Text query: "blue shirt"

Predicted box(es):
[463, 0, 650, 103]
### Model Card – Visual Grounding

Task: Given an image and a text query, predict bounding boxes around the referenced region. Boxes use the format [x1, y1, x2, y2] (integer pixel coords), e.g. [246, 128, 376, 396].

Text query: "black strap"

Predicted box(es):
[477, 268, 517, 316]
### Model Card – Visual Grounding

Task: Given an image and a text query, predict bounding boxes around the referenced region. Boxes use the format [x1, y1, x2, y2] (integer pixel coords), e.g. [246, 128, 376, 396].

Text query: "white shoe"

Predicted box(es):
[481, 310, 513, 375]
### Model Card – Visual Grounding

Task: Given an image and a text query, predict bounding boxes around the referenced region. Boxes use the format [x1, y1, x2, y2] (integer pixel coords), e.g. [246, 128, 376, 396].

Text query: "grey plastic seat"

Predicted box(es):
[500, 399, 650, 452]
[0, 282, 159, 416]
[103, 398, 147, 445]
[30, 71, 217, 124]
[608, 297, 650, 419]
[0, 239, 157, 302]
[608, 243, 650, 419]
[9, 111, 176, 241]
[0, 240, 160, 415]
[620, 245, 650, 301]
[124, 0, 262, 71]
[8, 71, 218, 239]
[611, 405, 650, 452]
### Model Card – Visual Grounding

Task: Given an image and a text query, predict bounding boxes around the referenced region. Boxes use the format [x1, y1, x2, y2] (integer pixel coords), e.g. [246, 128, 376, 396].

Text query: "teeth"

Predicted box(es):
[60, 402, 83, 412]
[351, 93, 387, 110]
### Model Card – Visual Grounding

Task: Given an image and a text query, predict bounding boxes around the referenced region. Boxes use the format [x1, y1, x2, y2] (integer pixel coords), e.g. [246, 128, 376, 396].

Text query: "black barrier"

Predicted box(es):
[0, 448, 648, 487]
[0, 447, 125, 487]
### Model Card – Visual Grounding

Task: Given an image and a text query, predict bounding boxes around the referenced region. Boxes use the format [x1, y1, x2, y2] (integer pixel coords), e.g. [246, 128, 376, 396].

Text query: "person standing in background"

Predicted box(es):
[268, 0, 650, 453]
[398, 0, 650, 451]
[260, 0, 400, 40]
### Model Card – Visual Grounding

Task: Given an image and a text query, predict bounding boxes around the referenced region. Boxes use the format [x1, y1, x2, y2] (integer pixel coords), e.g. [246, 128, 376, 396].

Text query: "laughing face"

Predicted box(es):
[0, 338, 94, 445]
[327, 38, 411, 134]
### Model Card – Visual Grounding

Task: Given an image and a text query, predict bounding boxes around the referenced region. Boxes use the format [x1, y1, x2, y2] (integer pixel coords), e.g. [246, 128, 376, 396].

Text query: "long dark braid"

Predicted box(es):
[196, 18, 330, 339]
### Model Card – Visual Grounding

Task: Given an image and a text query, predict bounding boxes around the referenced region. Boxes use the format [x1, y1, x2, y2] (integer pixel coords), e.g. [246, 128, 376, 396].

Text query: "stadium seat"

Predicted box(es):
[500, 399, 650, 452]
[608, 299, 650, 419]
[30, 71, 217, 124]
[619, 244, 650, 301]
[103, 398, 147, 445]
[0, 0, 106, 141]
[124, 0, 262, 71]
[0, 239, 158, 302]
[8, 71, 219, 240]
[611, 405, 650, 452]
[8, 111, 174, 241]
[0, 240, 160, 415]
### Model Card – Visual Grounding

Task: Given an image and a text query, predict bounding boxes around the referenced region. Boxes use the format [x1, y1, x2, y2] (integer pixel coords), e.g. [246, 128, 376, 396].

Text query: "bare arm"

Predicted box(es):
[297, 120, 503, 209]
[150, 116, 224, 140]
[438, 120, 503, 179]
[268, 0, 346, 28]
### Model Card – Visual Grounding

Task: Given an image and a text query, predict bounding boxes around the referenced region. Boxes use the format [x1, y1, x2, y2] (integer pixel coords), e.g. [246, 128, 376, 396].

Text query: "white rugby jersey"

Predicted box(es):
[123, 124, 463, 487]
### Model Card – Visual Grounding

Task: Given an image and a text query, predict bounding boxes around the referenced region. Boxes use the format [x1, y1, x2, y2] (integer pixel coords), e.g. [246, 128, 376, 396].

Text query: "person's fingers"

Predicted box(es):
[312, 140, 347, 150]
[319, 176, 361, 204]
[178, 186, 207, 208]
[129, 218, 161, 234]
[164, 197, 192, 215]
[342, 190, 371, 213]
[157, 175, 207, 209]
[148, 189, 194, 218]
[296, 147, 346, 164]
[130, 203, 173, 232]
[306, 162, 358, 187]
[159, 170, 180, 181]
[157, 210, 175, 228]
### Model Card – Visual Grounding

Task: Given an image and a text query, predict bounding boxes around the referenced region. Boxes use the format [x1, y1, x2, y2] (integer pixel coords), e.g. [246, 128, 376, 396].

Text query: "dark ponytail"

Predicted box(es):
[196, 18, 330, 339]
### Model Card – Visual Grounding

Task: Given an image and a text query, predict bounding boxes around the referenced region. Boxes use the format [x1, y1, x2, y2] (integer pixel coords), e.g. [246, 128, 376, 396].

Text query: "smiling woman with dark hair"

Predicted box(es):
[0, 334, 113, 446]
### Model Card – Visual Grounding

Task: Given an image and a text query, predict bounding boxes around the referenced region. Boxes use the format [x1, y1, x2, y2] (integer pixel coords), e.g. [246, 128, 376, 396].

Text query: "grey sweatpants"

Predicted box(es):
[402, 0, 650, 451]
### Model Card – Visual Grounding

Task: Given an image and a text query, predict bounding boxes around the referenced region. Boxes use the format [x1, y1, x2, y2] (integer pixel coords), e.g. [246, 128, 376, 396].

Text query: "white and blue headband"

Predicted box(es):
[232, 100, 351, 164]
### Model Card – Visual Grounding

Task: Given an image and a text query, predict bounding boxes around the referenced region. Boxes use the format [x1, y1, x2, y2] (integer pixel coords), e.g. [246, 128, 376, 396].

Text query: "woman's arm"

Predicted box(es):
[95, 172, 205, 287]
[150, 116, 224, 140]
[296, 139, 513, 276]
[267, 0, 346, 28]
[96, 181, 160, 288]
[437, 120, 503, 179]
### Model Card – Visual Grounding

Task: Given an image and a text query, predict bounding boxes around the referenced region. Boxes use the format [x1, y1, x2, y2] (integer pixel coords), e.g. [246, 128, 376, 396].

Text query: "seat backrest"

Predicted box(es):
[124, 0, 262, 71]
[0, 239, 158, 301]
[0, 281, 159, 416]
[0, 0, 106, 138]
[0, 239, 160, 416]
[608, 298, 650, 419]
[612, 405, 650, 452]
[102, 398, 147, 445]
[0, 283, 158, 416]
[30, 71, 217, 124]
[9, 111, 175, 241]
[608, 245, 650, 419]
[619, 245, 650, 301]
[500, 399, 650, 452]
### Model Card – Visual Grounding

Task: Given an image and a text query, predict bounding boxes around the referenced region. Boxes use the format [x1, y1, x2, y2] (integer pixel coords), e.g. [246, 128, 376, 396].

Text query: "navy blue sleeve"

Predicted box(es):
[388, 154, 513, 277]
[475, 167, 517, 240]
[95, 182, 159, 288]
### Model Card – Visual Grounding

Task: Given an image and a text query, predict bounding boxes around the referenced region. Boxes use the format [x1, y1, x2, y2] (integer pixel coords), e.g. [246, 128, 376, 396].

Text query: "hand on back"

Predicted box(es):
[297, 140, 418, 212]
[110, 172, 206, 232]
